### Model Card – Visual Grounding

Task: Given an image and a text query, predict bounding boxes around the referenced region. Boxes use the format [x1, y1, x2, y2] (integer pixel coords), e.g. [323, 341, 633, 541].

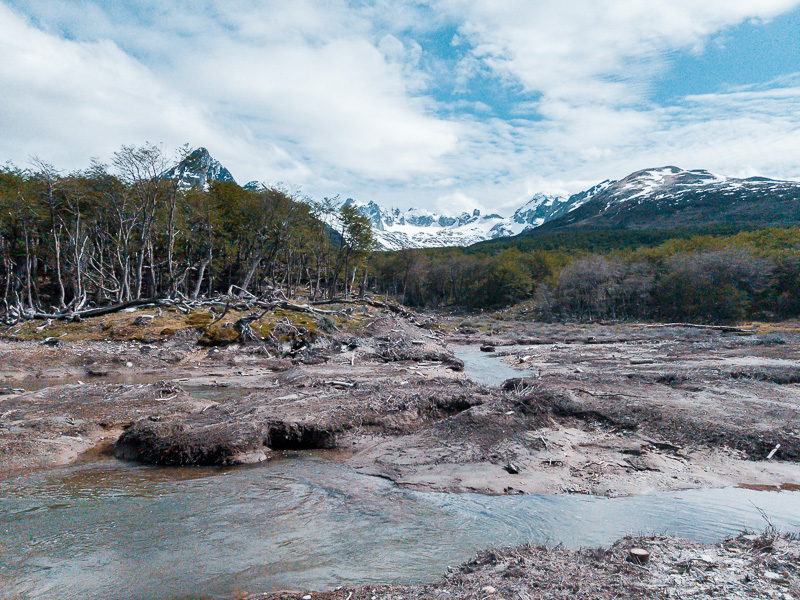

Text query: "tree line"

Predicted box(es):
[4, 142, 796, 326]
[368, 227, 800, 324]
[0, 144, 374, 319]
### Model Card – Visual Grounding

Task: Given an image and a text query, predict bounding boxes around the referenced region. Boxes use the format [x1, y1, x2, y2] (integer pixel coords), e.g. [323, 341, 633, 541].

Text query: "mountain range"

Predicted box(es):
[338, 194, 583, 250]
[166, 149, 800, 249]
[533, 166, 800, 233]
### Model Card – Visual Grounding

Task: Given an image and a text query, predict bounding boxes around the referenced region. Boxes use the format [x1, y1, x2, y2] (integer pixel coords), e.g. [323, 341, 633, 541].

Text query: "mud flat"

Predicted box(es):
[2, 310, 800, 498]
[2, 308, 800, 598]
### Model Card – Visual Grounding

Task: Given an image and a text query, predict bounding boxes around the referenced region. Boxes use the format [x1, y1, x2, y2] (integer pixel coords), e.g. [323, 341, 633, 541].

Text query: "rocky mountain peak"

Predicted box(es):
[165, 147, 236, 189]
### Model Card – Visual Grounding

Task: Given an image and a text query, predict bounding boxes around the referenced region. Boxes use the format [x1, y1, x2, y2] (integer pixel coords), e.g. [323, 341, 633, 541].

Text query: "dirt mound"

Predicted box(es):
[116, 419, 268, 465]
[115, 414, 337, 465]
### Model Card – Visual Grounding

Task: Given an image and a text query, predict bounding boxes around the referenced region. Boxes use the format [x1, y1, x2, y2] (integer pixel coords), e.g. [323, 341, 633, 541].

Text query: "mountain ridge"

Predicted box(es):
[164, 147, 235, 189]
[533, 166, 800, 234]
[164, 149, 800, 249]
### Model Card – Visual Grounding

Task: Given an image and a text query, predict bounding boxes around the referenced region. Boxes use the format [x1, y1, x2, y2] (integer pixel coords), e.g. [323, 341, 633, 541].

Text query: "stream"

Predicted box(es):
[452, 345, 531, 386]
[1, 347, 799, 599]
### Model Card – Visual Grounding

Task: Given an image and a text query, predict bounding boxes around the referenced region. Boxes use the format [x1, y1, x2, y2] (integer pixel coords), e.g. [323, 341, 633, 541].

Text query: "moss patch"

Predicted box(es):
[186, 311, 214, 327]
[0, 307, 202, 342]
[0, 302, 373, 345]
[198, 323, 240, 346]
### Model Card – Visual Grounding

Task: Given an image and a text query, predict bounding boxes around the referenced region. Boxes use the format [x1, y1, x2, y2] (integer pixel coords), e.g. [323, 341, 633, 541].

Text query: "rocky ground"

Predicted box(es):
[1, 306, 799, 497]
[1, 303, 799, 598]
[248, 531, 800, 600]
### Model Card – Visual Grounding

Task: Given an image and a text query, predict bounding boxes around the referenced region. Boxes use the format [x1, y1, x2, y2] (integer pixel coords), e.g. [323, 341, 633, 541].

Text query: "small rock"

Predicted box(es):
[764, 571, 783, 581]
[86, 365, 110, 377]
[699, 554, 716, 564]
[480, 345, 496, 352]
[503, 463, 520, 474]
[302, 595, 312, 599]
[125, 362, 134, 368]
[481, 586, 496, 594]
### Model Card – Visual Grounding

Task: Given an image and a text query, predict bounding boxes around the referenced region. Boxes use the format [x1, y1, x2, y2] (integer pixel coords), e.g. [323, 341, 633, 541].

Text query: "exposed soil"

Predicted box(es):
[3, 306, 800, 599]
[2, 309, 799, 498]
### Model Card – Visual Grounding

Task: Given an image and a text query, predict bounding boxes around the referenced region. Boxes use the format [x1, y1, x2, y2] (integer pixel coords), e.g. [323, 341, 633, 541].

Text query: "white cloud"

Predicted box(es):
[442, 0, 800, 103]
[178, 36, 459, 181]
[0, 1, 461, 188]
[0, 3, 283, 176]
[1, 0, 799, 217]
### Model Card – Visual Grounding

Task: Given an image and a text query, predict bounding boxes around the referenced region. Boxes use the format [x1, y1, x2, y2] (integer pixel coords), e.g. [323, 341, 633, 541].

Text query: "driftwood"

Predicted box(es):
[7, 295, 341, 324]
[639, 322, 755, 333]
[312, 297, 415, 319]
[25, 298, 167, 321]
[6, 292, 421, 330]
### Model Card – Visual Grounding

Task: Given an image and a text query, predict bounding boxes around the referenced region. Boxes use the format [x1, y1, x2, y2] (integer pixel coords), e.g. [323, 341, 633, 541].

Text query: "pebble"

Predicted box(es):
[302, 595, 312, 599]
[481, 586, 496, 594]
[699, 554, 716, 563]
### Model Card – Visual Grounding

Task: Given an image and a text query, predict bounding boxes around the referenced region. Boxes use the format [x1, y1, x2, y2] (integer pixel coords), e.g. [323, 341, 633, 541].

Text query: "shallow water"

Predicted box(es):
[1, 455, 798, 600]
[2, 347, 799, 599]
[452, 345, 532, 386]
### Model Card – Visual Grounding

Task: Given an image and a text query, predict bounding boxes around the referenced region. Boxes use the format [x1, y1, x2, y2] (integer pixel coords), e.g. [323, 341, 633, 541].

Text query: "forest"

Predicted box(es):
[0, 144, 374, 322]
[2, 143, 798, 325]
[367, 227, 800, 324]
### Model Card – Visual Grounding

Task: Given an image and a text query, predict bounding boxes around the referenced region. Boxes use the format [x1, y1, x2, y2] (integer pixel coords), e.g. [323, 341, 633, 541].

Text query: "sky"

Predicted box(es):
[1, 0, 800, 215]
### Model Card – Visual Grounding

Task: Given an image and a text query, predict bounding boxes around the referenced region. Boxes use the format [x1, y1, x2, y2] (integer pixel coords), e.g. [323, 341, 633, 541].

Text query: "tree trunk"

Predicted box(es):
[239, 253, 263, 297]
[192, 251, 212, 300]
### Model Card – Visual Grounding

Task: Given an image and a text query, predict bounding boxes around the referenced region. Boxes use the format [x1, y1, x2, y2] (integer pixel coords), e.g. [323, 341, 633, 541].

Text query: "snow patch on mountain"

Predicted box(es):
[546, 166, 800, 231]
[341, 193, 585, 250]
[165, 147, 236, 189]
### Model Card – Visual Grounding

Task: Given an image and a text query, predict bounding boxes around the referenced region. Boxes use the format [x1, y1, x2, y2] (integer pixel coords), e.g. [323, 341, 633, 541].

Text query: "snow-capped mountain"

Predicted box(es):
[340, 194, 586, 250]
[162, 149, 800, 249]
[165, 147, 236, 189]
[162, 147, 587, 249]
[537, 166, 800, 232]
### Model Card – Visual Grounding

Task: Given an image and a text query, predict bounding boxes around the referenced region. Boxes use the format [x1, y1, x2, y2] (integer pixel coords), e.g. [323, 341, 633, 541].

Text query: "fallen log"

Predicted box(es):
[268, 300, 336, 316]
[311, 297, 415, 319]
[638, 322, 755, 333]
[25, 298, 167, 321]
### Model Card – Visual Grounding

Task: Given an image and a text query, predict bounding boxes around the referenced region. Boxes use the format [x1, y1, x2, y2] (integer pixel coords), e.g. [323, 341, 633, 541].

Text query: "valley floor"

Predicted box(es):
[1, 306, 799, 597]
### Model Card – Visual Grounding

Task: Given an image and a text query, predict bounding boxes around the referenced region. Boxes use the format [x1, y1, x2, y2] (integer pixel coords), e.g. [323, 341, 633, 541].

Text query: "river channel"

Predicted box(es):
[1, 347, 799, 599]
